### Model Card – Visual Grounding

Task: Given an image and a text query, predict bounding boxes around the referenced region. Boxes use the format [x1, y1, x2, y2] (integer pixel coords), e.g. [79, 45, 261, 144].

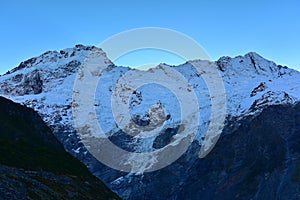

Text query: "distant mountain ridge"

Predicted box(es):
[0, 45, 299, 199]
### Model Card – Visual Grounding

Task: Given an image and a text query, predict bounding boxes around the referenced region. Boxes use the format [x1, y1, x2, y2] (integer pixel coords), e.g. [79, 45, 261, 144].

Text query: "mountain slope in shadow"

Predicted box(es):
[0, 96, 120, 200]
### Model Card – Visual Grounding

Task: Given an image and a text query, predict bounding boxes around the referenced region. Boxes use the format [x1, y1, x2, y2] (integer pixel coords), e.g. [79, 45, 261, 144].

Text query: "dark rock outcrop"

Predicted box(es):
[23, 69, 43, 94]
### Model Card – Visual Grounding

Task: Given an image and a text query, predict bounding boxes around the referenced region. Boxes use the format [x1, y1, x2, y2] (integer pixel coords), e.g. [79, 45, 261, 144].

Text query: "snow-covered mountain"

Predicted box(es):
[1, 45, 300, 199]
[1, 45, 299, 131]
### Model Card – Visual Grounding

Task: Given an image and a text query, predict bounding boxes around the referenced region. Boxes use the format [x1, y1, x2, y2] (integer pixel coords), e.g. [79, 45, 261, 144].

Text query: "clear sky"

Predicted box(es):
[0, 0, 299, 74]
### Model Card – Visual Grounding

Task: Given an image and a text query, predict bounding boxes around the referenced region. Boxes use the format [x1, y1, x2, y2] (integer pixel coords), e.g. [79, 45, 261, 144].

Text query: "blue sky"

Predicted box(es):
[0, 0, 299, 74]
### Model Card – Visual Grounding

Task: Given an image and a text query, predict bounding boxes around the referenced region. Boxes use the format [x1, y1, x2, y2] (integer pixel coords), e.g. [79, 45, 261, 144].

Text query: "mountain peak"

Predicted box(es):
[244, 51, 263, 59]
[216, 52, 286, 77]
[0, 45, 110, 96]
[4, 45, 104, 75]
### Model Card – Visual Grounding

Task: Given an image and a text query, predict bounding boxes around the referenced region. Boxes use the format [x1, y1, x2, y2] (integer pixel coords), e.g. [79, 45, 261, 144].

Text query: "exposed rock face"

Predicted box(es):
[23, 69, 43, 94]
[250, 82, 267, 97]
[0, 45, 299, 199]
[0, 69, 44, 95]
